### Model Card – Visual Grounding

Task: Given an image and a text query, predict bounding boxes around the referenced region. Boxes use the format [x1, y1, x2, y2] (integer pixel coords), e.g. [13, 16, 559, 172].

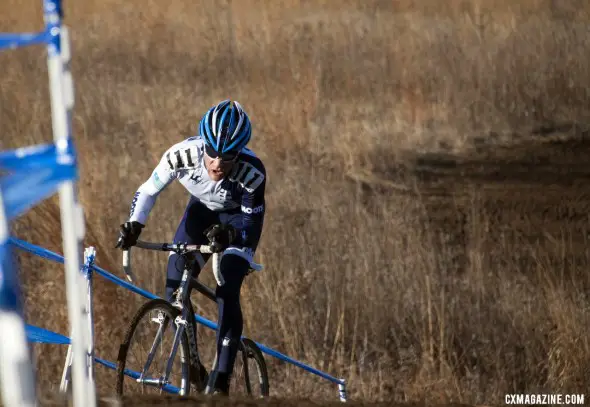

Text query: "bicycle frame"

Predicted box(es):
[121, 240, 263, 395]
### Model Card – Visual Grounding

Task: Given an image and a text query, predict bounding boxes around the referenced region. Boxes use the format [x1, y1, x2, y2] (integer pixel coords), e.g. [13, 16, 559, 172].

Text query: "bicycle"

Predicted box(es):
[114, 238, 270, 398]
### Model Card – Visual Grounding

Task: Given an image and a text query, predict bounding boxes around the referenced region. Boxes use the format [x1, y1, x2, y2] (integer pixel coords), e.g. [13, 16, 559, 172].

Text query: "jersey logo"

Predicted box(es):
[166, 146, 199, 170]
[129, 191, 140, 217]
[241, 204, 264, 214]
[189, 171, 201, 184]
[229, 161, 264, 193]
[152, 172, 165, 190]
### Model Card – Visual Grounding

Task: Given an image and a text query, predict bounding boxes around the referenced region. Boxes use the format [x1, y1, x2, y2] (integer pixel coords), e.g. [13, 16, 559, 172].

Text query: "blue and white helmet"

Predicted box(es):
[199, 100, 252, 157]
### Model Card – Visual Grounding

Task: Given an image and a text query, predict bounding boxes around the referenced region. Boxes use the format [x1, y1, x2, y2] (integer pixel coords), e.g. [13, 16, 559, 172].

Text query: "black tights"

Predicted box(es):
[166, 252, 248, 376]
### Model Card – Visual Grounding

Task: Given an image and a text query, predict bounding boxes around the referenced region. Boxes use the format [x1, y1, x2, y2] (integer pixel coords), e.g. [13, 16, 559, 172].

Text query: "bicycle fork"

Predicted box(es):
[138, 268, 192, 393]
[138, 312, 170, 387]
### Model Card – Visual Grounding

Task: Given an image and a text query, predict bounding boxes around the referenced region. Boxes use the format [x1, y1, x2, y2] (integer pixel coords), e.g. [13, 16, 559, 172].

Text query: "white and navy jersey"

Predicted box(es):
[128, 136, 266, 250]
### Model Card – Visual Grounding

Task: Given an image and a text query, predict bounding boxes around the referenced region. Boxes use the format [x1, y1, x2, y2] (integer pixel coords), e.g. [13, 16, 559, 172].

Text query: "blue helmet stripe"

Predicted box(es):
[227, 105, 237, 140]
[199, 118, 204, 143]
[218, 103, 232, 151]
[200, 116, 211, 147]
[224, 106, 239, 152]
[223, 120, 251, 152]
[212, 100, 230, 150]
[203, 110, 217, 148]
[211, 100, 231, 150]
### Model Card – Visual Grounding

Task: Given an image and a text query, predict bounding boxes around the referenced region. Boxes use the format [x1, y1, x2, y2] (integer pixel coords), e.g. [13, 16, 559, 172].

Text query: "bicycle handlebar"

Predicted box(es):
[132, 240, 218, 254]
[122, 239, 224, 285]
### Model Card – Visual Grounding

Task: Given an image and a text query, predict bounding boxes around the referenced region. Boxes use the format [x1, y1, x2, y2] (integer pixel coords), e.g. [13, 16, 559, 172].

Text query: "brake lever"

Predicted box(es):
[122, 249, 136, 283]
[115, 235, 123, 249]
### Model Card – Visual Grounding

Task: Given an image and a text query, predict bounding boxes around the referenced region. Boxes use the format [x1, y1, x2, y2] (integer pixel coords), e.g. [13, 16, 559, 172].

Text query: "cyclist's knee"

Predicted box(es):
[215, 253, 249, 299]
[221, 252, 250, 276]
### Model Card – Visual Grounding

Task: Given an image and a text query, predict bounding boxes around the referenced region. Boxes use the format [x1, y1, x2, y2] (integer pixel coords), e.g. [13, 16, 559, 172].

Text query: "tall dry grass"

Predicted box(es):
[2, 0, 590, 404]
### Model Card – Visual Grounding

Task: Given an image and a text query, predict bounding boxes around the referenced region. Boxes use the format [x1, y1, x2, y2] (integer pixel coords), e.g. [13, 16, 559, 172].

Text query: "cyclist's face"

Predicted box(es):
[204, 152, 236, 181]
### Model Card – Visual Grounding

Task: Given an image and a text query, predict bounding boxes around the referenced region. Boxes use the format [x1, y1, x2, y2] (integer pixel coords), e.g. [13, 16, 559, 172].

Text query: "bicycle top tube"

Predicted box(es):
[133, 240, 218, 255]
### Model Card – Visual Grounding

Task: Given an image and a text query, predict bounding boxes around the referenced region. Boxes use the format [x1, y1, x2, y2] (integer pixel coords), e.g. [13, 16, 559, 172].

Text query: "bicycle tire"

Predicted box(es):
[231, 337, 270, 397]
[115, 299, 191, 397]
[185, 297, 209, 393]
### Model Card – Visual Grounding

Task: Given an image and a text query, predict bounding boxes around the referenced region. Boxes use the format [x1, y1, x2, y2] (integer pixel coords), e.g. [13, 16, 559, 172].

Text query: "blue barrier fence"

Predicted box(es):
[1, 1, 93, 406]
[10, 237, 348, 401]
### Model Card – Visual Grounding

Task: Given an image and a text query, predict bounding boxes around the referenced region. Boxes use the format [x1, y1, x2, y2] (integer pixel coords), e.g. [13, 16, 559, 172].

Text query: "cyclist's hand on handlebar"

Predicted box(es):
[204, 224, 237, 252]
[115, 221, 145, 250]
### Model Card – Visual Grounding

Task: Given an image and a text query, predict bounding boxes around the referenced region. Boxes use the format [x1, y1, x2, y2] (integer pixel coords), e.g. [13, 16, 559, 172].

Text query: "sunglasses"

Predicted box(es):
[204, 145, 239, 163]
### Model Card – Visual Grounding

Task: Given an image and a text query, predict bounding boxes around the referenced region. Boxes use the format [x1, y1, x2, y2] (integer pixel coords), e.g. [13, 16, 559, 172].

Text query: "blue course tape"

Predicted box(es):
[256, 343, 344, 385]
[26, 324, 70, 345]
[0, 31, 51, 51]
[0, 143, 59, 171]
[0, 243, 23, 311]
[0, 143, 78, 221]
[90, 264, 158, 301]
[8, 237, 65, 264]
[1, 167, 77, 221]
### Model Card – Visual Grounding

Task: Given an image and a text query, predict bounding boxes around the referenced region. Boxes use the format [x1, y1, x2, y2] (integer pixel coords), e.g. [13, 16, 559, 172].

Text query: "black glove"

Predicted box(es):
[115, 221, 145, 250]
[204, 224, 237, 252]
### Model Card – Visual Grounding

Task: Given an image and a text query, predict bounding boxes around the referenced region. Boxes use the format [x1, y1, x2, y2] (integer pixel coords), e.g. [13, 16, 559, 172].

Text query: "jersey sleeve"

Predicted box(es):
[225, 157, 267, 262]
[127, 148, 177, 224]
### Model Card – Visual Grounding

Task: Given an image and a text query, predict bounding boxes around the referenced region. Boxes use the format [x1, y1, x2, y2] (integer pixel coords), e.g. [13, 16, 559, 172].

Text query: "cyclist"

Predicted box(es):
[115, 100, 266, 396]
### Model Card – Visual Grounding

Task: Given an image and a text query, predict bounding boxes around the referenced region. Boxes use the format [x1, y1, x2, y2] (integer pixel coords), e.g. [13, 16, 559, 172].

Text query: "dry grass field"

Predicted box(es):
[2, 0, 590, 405]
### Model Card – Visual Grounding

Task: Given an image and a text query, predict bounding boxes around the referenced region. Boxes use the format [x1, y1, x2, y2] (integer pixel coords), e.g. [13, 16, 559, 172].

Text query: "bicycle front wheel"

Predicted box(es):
[230, 337, 270, 397]
[115, 299, 191, 397]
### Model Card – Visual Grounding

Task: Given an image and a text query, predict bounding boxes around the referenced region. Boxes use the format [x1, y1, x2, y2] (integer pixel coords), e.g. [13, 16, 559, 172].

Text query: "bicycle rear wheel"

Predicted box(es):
[230, 337, 270, 397]
[115, 299, 191, 396]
